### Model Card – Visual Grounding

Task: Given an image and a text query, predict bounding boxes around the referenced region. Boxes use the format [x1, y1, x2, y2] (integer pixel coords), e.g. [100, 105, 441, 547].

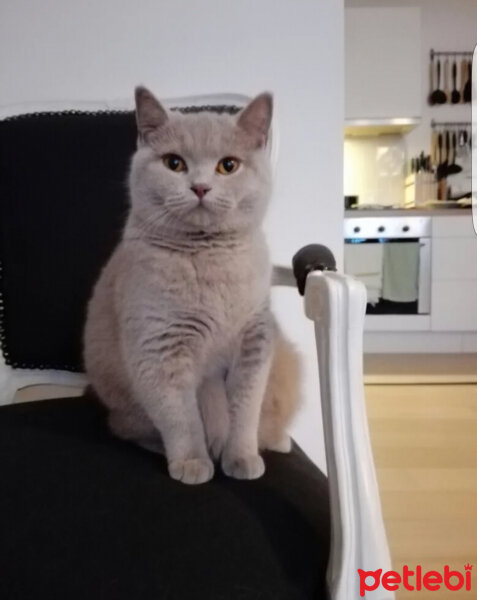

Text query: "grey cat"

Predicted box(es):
[84, 87, 300, 485]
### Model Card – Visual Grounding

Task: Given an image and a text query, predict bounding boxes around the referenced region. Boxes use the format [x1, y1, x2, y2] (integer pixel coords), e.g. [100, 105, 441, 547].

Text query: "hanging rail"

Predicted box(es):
[431, 120, 471, 129]
[430, 49, 473, 59]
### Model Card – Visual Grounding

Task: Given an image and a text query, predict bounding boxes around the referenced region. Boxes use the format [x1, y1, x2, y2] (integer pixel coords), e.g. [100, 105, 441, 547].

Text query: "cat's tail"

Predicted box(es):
[259, 330, 301, 453]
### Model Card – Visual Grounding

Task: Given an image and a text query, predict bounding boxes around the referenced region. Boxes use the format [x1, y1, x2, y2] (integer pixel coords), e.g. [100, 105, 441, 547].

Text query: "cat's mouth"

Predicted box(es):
[192, 197, 229, 215]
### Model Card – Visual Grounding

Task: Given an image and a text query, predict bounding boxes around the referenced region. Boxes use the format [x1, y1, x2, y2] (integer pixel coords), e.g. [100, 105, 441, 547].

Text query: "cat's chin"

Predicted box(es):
[179, 205, 229, 229]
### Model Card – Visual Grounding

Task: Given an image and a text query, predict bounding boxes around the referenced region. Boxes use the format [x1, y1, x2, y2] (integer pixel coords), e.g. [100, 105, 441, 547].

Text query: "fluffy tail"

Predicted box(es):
[259, 330, 300, 453]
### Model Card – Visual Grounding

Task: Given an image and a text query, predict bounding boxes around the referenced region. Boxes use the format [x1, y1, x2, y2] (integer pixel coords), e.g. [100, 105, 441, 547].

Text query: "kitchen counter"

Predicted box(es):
[345, 208, 472, 218]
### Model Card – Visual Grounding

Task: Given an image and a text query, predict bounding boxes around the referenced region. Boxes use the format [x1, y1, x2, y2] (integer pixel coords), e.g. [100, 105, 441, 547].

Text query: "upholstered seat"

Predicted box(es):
[0, 394, 330, 600]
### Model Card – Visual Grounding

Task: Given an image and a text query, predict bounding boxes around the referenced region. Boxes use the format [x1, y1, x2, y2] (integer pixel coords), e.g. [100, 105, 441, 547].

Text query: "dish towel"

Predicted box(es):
[344, 243, 383, 305]
[382, 242, 420, 303]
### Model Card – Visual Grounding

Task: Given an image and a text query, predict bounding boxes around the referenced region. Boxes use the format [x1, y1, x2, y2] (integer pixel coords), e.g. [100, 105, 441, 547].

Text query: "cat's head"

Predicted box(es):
[129, 87, 273, 236]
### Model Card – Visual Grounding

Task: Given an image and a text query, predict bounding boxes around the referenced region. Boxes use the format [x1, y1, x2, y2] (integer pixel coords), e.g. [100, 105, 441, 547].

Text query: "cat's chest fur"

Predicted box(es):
[123, 235, 271, 334]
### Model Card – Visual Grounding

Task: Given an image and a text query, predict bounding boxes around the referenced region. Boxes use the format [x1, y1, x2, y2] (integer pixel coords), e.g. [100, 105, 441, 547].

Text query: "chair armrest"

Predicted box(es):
[304, 270, 394, 600]
[272, 244, 337, 291]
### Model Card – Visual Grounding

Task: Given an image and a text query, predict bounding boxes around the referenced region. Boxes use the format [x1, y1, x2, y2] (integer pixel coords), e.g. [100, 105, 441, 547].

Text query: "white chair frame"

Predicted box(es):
[0, 98, 393, 599]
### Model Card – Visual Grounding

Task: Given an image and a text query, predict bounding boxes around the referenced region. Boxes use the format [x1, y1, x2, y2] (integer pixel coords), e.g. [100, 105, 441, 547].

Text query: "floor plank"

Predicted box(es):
[366, 384, 477, 599]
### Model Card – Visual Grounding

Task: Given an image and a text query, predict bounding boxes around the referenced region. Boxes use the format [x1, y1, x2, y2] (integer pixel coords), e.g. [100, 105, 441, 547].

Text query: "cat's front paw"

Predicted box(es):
[221, 453, 265, 480]
[168, 458, 214, 485]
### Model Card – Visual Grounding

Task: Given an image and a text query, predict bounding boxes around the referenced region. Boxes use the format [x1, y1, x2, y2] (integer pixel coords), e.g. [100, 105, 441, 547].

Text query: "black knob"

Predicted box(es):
[402, 225, 410, 232]
[292, 244, 337, 296]
[378, 226, 385, 233]
[353, 226, 361, 233]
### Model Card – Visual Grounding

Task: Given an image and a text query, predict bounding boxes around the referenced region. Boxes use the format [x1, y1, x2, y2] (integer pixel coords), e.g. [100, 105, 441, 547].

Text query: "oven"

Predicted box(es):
[344, 216, 431, 315]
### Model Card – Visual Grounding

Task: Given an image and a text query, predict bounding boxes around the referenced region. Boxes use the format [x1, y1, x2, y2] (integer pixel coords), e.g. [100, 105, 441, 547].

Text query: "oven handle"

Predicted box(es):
[418, 237, 431, 314]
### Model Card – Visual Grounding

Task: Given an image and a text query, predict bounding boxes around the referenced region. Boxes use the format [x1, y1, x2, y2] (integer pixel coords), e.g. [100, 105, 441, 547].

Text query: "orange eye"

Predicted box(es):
[163, 154, 187, 172]
[216, 157, 240, 175]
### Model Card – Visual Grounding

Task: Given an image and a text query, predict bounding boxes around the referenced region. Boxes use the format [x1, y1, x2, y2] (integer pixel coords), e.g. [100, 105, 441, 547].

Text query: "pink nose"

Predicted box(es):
[191, 185, 211, 200]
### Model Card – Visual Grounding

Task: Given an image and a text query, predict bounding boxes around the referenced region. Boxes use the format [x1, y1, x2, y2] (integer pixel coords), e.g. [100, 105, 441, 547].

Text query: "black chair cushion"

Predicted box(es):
[0, 111, 136, 372]
[0, 396, 330, 600]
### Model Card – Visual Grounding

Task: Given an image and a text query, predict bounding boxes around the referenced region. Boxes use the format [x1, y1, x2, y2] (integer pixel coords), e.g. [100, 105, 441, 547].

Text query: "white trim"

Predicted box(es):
[305, 271, 393, 600]
[0, 353, 86, 405]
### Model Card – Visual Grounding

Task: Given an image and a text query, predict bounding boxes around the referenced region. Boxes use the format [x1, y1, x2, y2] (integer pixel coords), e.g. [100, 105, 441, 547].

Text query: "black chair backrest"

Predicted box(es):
[0, 104, 245, 374]
[0, 111, 137, 372]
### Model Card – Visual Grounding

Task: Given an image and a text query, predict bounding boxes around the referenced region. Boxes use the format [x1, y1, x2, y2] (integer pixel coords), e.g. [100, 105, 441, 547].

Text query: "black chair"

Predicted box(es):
[0, 107, 331, 599]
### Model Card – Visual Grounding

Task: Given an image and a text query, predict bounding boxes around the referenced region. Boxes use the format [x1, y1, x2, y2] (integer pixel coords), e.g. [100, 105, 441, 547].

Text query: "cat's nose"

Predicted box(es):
[190, 185, 211, 200]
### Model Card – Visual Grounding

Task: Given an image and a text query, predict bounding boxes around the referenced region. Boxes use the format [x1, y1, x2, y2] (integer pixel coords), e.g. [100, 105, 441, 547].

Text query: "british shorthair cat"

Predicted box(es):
[84, 87, 300, 484]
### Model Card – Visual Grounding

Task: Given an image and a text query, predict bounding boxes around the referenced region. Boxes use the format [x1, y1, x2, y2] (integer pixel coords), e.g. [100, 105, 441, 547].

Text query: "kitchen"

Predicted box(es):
[344, 0, 477, 589]
[344, 0, 477, 357]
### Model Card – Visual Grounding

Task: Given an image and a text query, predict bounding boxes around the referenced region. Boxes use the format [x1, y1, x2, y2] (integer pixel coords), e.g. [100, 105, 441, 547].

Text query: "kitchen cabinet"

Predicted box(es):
[345, 7, 421, 122]
[431, 216, 477, 332]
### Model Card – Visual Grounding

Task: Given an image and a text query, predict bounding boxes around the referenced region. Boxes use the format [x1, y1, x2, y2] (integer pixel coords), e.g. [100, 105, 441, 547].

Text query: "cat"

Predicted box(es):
[83, 87, 300, 485]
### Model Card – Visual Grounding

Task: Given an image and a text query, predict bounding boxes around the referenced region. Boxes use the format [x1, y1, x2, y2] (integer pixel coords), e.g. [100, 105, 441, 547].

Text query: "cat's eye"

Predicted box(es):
[216, 157, 241, 175]
[162, 154, 187, 172]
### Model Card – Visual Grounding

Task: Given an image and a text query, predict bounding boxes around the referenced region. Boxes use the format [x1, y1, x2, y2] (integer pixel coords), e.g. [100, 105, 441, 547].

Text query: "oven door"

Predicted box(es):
[344, 236, 431, 315]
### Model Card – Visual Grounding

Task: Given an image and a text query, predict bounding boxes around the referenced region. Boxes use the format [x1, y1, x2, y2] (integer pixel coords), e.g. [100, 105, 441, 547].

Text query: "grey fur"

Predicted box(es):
[84, 87, 300, 485]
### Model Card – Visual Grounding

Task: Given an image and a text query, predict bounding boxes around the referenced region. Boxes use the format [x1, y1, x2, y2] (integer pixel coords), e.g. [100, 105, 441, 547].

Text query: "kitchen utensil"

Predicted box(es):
[430, 59, 447, 104]
[431, 130, 439, 166]
[446, 132, 462, 176]
[451, 60, 461, 103]
[438, 178, 447, 201]
[436, 132, 447, 181]
[443, 59, 450, 102]
[344, 195, 358, 209]
[428, 54, 436, 105]
[463, 60, 472, 102]
[460, 59, 468, 102]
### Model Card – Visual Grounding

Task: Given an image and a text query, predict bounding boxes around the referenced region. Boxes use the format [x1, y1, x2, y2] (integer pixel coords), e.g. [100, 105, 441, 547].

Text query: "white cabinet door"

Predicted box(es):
[431, 220, 477, 331]
[345, 7, 421, 120]
[431, 280, 477, 331]
[432, 238, 477, 281]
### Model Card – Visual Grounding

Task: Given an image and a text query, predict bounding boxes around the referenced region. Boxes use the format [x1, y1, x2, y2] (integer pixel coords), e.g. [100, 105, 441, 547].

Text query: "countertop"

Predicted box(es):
[345, 208, 472, 218]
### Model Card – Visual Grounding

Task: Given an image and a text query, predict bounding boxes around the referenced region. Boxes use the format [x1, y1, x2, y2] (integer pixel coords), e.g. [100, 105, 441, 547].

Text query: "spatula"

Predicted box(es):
[460, 59, 468, 103]
[446, 132, 463, 176]
[451, 60, 460, 103]
[463, 61, 472, 103]
[430, 60, 447, 105]
[443, 59, 451, 103]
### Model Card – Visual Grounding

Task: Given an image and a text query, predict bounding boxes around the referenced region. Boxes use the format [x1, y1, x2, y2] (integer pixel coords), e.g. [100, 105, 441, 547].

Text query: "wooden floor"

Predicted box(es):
[364, 354, 477, 385]
[366, 384, 477, 599]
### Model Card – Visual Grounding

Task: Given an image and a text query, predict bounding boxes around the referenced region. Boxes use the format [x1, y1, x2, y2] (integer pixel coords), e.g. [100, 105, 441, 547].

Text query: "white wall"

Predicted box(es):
[0, 0, 344, 469]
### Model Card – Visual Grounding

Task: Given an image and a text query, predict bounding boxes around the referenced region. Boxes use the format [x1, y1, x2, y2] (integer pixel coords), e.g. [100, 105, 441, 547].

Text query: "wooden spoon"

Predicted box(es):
[430, 130, 439, 167]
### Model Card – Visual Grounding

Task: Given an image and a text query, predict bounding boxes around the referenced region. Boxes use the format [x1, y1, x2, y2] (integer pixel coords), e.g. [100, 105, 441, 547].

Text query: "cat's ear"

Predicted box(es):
[135, 86, 168, 143]
[237, 92, 273, 148]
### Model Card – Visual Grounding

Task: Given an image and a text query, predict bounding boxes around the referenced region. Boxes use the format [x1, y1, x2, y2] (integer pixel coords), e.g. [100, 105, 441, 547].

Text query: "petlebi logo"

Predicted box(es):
[358, 564, 472, 596]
